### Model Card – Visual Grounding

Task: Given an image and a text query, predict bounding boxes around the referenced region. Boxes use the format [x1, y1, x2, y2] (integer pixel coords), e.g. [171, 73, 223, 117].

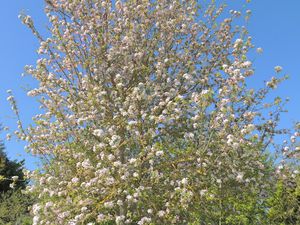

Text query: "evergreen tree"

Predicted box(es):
[0, 137, 33, 224]
[0, 141, 27, 193]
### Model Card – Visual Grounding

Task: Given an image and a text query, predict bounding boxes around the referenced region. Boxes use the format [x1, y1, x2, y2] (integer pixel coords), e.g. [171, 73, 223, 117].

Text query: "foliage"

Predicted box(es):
[8, 0, 299, 224]
[267, 172, 300, 224]
[0, 141, 27, 193]
[0, 190, 33, 225]
[0, 138, 33, 224]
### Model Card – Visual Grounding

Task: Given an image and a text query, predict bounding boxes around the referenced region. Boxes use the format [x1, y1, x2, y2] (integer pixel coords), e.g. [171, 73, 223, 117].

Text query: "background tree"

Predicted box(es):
[0, 137, 33, 224]
[10, 0, 299, 224]
[0, 139, 26, 192]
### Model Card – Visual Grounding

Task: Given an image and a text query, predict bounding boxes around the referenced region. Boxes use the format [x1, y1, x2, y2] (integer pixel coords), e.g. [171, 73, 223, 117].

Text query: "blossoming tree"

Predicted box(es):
[9, 0, 299, 224]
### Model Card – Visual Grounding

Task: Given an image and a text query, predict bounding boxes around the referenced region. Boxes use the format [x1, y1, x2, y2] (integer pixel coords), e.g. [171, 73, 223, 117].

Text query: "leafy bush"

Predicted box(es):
[0, 190, 33, 225]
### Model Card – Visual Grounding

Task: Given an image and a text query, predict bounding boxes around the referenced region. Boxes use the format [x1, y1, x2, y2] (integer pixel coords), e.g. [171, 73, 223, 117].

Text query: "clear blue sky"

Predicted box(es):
[0, 1, 299, 170]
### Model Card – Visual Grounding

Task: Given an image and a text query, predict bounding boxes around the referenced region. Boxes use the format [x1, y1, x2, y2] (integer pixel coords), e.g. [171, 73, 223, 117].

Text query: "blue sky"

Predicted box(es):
[0, 1, 300, 170]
